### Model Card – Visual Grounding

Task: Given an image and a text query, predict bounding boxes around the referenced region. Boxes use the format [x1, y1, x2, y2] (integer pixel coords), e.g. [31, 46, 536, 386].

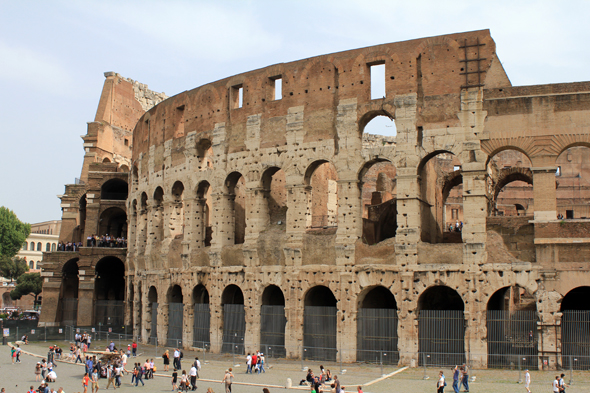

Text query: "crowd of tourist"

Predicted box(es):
[56, 235, 127, 252]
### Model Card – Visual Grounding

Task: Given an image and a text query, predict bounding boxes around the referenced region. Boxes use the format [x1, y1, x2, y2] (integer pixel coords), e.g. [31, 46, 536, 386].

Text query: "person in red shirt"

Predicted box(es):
[82, 372, 90, 393]
[251, 353, 258, 372]
[132, 341, 138, 357]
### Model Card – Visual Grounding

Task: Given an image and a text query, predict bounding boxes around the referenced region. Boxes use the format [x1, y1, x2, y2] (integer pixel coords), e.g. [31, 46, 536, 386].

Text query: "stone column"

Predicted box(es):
[133, 280, 142, 340]
[338, 273, 356, 361]
[284, 283, 303, 359]
[244, 286, 260, 353]
[335, 179, 362, 266]
[461, 170, 488, 265]
[395, 173, 422, 267]
[127, 208, 137, 266]
[193, 198, 208, 250]
[397, 272, 418, 366]
[76, 271, 95, 326]
[532, 167, 558, 221]
[184, 298, 194, 349]
[211, 193, 236, 249]
[463, 273, 488, 368]
[244, 187, 268, 247]
[283, 185, 308, 266]
[157, 301, 169, 346]
[209, 288, 222, 353]
[182, 191, 197, 257]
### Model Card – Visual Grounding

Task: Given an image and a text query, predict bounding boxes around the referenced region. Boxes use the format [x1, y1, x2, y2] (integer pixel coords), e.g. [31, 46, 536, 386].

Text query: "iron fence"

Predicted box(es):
[260, 305, 286, 357]
[61, 298, 78, 325]
[193, 303, 210, 347]
[357, 308, 398, 364]
[167, 303, 183, 347]
[221, 304, 245, 354]
[95, 300, 125, 327]
[303, 306, 337, 361]
[562, 310, 590, 370]
[487, 310, 538, 368]
[418, 310, 465, 366]
[150, 302, 158, 344]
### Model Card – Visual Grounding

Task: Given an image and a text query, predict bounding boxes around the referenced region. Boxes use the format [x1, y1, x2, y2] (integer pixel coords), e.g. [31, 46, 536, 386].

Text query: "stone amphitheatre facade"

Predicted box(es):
[40, 29, 590, 369]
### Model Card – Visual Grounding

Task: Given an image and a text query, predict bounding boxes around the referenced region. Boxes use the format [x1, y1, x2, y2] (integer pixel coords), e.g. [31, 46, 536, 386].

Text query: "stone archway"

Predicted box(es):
[560, 286, 590, 369]
[357, 286, 398, 363]
[221, 284, 245, 354]
[193, 284, 210, 349]
[303, 285, 337, 361]
[94, 256, 125, 327]
[260, 285, 286, 357]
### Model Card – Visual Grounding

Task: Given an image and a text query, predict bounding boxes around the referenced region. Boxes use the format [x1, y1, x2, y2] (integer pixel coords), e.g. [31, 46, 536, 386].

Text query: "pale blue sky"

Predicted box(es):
[1, 0, 589, 224]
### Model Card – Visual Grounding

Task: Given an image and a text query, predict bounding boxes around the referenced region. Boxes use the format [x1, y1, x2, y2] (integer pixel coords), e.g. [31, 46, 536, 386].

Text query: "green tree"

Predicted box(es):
[0, 256, 29, 283]
[10, 272, 43, 309]
[0, 206, 31, 259]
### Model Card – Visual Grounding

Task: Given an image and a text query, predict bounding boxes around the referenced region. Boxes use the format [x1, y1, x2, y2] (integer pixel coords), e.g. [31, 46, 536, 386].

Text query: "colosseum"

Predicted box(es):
[40, 29, 590, 369]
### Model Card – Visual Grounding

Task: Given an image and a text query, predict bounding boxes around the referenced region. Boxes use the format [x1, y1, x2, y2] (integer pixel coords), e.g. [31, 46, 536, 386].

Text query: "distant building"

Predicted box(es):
[16, 220, 61, 271]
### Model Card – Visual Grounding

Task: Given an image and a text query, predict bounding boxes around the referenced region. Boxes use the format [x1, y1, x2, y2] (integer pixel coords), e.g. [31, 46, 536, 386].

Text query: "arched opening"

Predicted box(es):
[2, 292, 13, 308]
[419, 152, 463, 243]
[102, 157, 111, 163]
[98, 207, 127, 238]
[193, 284, 210, 348]
[22, 243, 27, 251]
[30, 242, 35, 250]
[167, 285, 184, 347]
[196, 181, 212, 248]
[152, 187, 164, 245]
[362, 114, 397, 143]
[359, 160, 397, 244]
[487, 286, 538, 368]
[418, 285, 465, 366]
[221, 284, 245, 354]
[51, 243, 56, 251]
[169, 181, 185, 240]
[224, 172, 246, 245]
[137, 192, 148, 257]
[488, 150, 534, 216]
[261, 167, 288, 230]
[101, 178, 128, 200]
[45, 243, 51, 252]
[561, 286, 590, 369]
[94, 256, 125, 326]
[556, 146, 590, 219]
[60, 258, 79, 325]
[196, 139, 213, 171]
[37, 242, 42, 251]
[72, 194, 87, 244]
[305, 161, 338, 230]
[119, 165, 129, 173]
[132, 165, 139, 185]
[303, 285, 337, 361]
[357, 286, 398, 363]
[29, 260, 34, 269]
[260, 285, 286, 357]
[148, 286, 158, 344]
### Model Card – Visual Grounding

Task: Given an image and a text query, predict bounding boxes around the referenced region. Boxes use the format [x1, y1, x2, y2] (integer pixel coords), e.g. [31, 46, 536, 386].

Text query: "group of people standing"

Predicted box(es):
[245, 351, 265, 374]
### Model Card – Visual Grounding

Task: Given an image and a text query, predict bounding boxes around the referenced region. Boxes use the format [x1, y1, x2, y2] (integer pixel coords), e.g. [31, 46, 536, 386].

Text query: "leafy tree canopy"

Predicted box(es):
[10, 272, 43, 305]
[0, 256, 29, 282]
[0, 206, 30, 259]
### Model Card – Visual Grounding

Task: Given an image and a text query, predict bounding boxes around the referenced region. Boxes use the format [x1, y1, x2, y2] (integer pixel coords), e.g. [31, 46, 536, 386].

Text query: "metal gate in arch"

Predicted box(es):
[303, 306, 337, 361]
[222, 304, 245, 354]
[167, 303, 184, 347]
[193, 303, 210, 348]
[260, 305, 286, 357]
[418, 309, 465, 367]
[150, 302, 158, 344]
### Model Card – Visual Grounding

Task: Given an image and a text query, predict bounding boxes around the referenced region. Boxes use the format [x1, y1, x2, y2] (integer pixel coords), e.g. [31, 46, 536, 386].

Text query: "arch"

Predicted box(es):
[261, 166, 287, 230]
[555, 146, 590, 219]
[60, 258, 79, 324]
[305, 161, 339, 229]
[167, 284, 184, 346]
[493, 167, 533, 200]
[560, 286, 590, 369]
[193, 284, 211, 348]
[101, 178, 128, 200]
[359, 109, 395, 135]
[36, 242, 41, 251]
[98, 207, 127, 238]
[30, 242, 35, 250]
[148, 286, 158, 344]
[195, 181, 212, 248]
[486, 286, 538, 368]
[484, 145, 533, 167]
[260, 285, 286, 356]
[45, 242, 51, 252]
[153, 186, 164, 205]
[555, 141, 590, 160]
[102, 157, 111, 163]
[119, 165, 129, 173]
[303, 285, 337, 360]
[357, 286, 398, 363]
[221, 284, 245, 354]
[170, 181, 185, 240]
[419, 151, 463, 243]
[196, 138, 213, 170]
[224, 172, 246, 245]
[132, 165, 139, 183]
[29, 260, 34, 269]
[94, 257, 126, 325]
[2, 292, 13, 308]
[418, 285, 465, 366]
[51, 243, 56, 251]
[359, 159, 397, 244]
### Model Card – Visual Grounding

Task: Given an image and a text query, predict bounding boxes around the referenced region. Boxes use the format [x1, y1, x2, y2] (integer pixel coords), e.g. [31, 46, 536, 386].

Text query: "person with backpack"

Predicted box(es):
[135, 363, 145, 387]
[437, 370, 446, 393]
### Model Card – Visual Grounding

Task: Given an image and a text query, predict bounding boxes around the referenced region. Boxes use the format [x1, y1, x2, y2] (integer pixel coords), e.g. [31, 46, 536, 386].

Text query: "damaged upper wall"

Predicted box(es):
[80, 72, 167, 182]
[132, 29, 509, 161]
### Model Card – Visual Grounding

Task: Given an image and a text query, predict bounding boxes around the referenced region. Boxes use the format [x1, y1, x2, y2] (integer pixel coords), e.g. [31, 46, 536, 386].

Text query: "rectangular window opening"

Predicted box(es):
[232, 85, 243, 109]
[556, 166, 561, 176]
[273, 77, 282, 100]
[370, 63, 386, 100]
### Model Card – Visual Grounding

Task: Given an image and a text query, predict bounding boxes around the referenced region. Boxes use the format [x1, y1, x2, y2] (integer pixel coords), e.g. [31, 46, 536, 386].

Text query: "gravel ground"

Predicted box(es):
[1, 340, 589, 393]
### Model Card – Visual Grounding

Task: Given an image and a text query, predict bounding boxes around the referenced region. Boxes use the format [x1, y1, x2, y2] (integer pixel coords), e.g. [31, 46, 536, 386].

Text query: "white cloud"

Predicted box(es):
[0, 40, 74, 94]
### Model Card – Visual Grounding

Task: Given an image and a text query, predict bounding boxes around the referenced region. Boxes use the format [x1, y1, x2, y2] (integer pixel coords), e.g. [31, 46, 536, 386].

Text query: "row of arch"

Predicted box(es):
[138, 281, 590, 365]
[23, 242, 57, 252]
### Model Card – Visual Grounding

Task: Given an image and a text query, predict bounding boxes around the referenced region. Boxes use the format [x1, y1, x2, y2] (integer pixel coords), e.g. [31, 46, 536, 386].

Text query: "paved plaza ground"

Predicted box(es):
[1, 340, 589, 393]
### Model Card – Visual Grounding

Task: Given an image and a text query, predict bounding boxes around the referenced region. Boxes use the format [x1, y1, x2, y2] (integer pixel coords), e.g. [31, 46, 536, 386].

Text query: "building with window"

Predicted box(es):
[14, 220, 61, 271]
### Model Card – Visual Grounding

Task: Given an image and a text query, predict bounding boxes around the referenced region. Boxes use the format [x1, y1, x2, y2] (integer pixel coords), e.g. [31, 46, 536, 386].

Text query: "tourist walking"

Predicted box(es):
[172, 368, 179, 391]
[91, 368, 100, 393]
[246, 353, 252, 373]
[163, 350, 170, 372]
[460, 363, 469, 392]
[105, 365, 117, 389]
[524, 369, 530, 393]
[82, 372, 90, 393]
[452, 365, 459, 393]
[437, 370, 446, 393]
[222, 368, 234, 393]
[189, 364, 198, 390]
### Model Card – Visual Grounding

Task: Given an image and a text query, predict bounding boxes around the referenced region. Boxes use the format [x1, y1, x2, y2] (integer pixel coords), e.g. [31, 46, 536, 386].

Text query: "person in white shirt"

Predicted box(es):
[189, 366, 198, 391]
[524, 369, 530, 393]
[552, 376, 559, 393]
[246, 353, 252, 374]
[437, 370, 446, 393]
[560, 373, 568, 393]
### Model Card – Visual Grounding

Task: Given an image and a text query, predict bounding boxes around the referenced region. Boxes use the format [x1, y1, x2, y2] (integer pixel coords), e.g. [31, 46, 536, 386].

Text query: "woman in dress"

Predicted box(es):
[35, 362, 42, 381]
[163, 350, 170, 372]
